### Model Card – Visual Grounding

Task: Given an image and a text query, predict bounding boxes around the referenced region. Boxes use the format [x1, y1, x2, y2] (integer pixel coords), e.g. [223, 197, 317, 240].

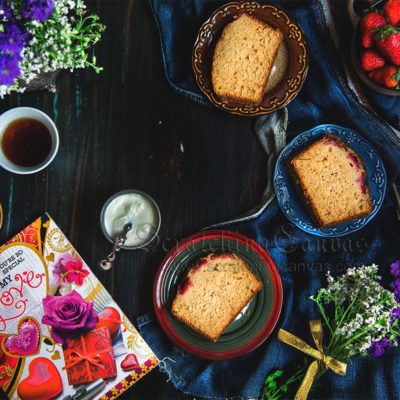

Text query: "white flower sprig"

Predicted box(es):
[311, 265, 398, 358]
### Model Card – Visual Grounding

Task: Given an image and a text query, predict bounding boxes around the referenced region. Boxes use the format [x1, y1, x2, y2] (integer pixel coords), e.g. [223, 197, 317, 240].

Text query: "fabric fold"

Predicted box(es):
[141, 1, 400, 398]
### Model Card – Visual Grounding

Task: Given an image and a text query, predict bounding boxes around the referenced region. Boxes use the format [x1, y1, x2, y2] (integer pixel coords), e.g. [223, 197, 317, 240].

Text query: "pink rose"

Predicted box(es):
[53, 254, 89, 286]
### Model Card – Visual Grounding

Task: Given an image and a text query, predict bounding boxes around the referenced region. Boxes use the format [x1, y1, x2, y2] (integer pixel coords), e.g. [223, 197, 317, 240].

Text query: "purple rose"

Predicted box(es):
[42, 290, 98, 344]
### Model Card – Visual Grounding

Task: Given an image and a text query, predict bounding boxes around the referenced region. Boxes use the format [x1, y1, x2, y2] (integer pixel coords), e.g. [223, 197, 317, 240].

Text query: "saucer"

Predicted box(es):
[192, 0, 308, 116]
[153, 230, 282, 360]
[274, 124, 387, 237]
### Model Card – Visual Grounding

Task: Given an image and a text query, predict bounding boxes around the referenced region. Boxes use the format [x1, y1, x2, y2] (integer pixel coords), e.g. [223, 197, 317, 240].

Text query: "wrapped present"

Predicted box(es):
[63, 327, 117, 385]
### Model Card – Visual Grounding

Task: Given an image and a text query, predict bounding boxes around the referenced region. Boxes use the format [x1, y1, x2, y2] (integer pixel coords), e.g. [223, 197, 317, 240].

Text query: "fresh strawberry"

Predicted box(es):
[361, 49, 386, 71]
[383, 0, 400, 26]
[375, 25, 400, 65]
[368, 64, 400, 88]
[360, 11, 386, 48]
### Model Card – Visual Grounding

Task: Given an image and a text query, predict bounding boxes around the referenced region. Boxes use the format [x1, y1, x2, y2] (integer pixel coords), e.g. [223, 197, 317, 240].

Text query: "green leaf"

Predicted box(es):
[374, 24, 400, 41]
[393, 68, 400, 82]
[262, 370, 285, 399]
[281, 382, 289, 393]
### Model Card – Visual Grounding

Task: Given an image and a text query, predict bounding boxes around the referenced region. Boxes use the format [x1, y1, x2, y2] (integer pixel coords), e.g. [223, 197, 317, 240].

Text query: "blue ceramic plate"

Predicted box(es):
[274, 124, 387, 237]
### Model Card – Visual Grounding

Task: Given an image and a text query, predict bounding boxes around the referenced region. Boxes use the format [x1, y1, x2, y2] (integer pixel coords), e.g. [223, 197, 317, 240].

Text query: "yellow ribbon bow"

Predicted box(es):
[278, 320, 347, 400]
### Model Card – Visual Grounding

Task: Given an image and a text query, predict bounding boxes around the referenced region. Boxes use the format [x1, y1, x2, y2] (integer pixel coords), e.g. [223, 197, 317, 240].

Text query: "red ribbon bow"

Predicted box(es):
[63, 335, 109, 382]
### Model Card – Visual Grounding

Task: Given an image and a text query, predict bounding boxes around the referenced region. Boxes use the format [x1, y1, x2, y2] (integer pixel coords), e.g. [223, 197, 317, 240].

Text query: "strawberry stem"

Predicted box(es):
[374, 24, 400, 40]
[393, 68, 400, 82]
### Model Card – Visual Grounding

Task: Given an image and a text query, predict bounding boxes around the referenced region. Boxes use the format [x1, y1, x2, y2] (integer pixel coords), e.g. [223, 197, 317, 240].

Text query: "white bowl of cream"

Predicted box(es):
[100, 190, 161, 250]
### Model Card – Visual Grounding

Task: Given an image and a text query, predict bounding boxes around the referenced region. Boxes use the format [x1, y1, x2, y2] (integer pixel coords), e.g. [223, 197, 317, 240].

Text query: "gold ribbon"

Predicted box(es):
[63, 336, 108, 381]
[278, 320, 347, 400]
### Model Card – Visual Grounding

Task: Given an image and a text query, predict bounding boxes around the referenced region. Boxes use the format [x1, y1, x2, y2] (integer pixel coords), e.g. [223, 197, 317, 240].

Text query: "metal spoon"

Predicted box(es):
[98, 223, 132, 271]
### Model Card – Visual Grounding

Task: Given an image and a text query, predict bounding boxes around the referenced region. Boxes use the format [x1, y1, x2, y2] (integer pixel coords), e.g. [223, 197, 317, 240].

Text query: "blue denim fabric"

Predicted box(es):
[139, 1, 400, 398]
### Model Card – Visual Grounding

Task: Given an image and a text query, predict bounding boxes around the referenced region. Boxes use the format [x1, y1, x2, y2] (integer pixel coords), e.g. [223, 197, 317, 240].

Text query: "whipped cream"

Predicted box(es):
[103, 193, 158, 247]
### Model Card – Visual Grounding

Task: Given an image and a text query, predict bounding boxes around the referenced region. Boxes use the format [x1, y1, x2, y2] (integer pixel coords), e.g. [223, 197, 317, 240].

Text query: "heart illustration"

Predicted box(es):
[0, 342, 19, 387]
[51, 350, 60, 360]
[4, 319, 40, 357]
[121, 353, 140, 371]
[17, 358, 63, 400]
[95, 306, 122, 340]
[45, 253, 55, 262]
[42, 221, 50, 228]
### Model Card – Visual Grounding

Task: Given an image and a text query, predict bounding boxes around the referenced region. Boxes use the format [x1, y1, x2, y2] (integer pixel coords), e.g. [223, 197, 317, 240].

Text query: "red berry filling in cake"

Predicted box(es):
[289, 134, 373, 227]
[171, 253, 262, 342]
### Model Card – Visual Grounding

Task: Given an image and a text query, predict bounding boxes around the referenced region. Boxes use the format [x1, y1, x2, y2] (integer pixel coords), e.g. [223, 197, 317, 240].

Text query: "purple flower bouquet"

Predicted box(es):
[263, 264, 400, 400]
[0, 0, 104, 97]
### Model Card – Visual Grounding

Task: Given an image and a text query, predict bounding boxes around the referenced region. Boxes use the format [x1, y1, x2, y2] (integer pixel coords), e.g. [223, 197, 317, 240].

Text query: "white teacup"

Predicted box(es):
[0, 107, 59, 174]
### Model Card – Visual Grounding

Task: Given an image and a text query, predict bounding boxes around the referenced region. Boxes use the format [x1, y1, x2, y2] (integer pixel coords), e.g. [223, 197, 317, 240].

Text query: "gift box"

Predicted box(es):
[0, 215, 158, 400]
[63, 327, 117, 385]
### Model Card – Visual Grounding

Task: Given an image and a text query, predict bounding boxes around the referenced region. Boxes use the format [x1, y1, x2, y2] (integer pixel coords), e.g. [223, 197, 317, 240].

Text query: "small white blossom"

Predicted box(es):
[311, 264, 400, 358]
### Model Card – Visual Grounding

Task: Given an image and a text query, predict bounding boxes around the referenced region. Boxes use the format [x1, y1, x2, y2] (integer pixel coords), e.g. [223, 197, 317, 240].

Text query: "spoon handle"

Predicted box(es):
[98, 224, 132, 271]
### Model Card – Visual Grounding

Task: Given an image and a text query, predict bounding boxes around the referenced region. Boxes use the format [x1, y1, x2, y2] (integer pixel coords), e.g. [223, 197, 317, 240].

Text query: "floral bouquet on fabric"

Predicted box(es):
[0, 0, 105, 97]
[263, 264, 400, 400]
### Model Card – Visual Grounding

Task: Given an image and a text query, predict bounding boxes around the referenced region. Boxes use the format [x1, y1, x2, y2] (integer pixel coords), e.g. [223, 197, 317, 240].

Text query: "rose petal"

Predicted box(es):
[41, 290, 98, 343]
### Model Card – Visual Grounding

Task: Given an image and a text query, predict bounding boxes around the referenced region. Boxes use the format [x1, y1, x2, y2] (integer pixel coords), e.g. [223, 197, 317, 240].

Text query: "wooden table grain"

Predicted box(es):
[0, 1, 266, 398]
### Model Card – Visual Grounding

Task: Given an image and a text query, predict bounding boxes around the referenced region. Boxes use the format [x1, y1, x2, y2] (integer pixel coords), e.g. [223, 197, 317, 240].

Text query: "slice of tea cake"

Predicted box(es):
[171, 253, 262, 342]
[289, 134, 373, 227]
[211, 13, 283, 105]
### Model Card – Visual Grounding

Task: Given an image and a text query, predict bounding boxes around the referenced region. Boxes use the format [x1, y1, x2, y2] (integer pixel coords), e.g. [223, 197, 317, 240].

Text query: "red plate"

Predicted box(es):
[153, 230, 283, 360]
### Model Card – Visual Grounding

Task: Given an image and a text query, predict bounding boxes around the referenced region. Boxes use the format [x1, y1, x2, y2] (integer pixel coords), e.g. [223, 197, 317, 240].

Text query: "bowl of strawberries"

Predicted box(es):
[351, 0, 400, 94]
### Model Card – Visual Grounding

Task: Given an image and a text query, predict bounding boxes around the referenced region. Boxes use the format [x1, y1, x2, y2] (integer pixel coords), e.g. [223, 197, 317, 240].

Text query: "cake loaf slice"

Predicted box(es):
[289, 134, 373, 227]
[211, 13, 283, 105]
[171, 253, 262, 342]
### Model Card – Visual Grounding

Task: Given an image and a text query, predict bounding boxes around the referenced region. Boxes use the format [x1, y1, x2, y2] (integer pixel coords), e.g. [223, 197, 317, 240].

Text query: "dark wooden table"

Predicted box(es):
[0, 1, 266, 398]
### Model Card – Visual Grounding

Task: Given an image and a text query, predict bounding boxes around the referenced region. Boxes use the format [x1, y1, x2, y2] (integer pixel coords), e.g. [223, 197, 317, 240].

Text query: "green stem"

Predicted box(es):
[264, 366, 307, 400]
[327, 298, 358, 350]
[315, 302, 334, 337]
[270, 364, 330, 400]
[335, 297, 357, 330]
[328, 327, 370, 358]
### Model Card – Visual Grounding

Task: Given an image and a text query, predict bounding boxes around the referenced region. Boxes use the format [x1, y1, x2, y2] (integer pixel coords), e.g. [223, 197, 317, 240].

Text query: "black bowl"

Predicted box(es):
[349, 0, 400, 96]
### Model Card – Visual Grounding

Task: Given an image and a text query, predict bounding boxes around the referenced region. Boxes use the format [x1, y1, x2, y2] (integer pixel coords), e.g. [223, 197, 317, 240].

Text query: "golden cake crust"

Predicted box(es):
[211, 14, 283, 105]
[171, 253, 262, 342]
[289, 134, 373, 227]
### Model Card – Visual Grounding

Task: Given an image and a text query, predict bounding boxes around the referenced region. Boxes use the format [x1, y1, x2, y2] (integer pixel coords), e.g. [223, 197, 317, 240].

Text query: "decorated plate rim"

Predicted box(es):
[273, 124, 387, 237]
[192, 0, 309, 116]
[153, 230, 283, 360]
